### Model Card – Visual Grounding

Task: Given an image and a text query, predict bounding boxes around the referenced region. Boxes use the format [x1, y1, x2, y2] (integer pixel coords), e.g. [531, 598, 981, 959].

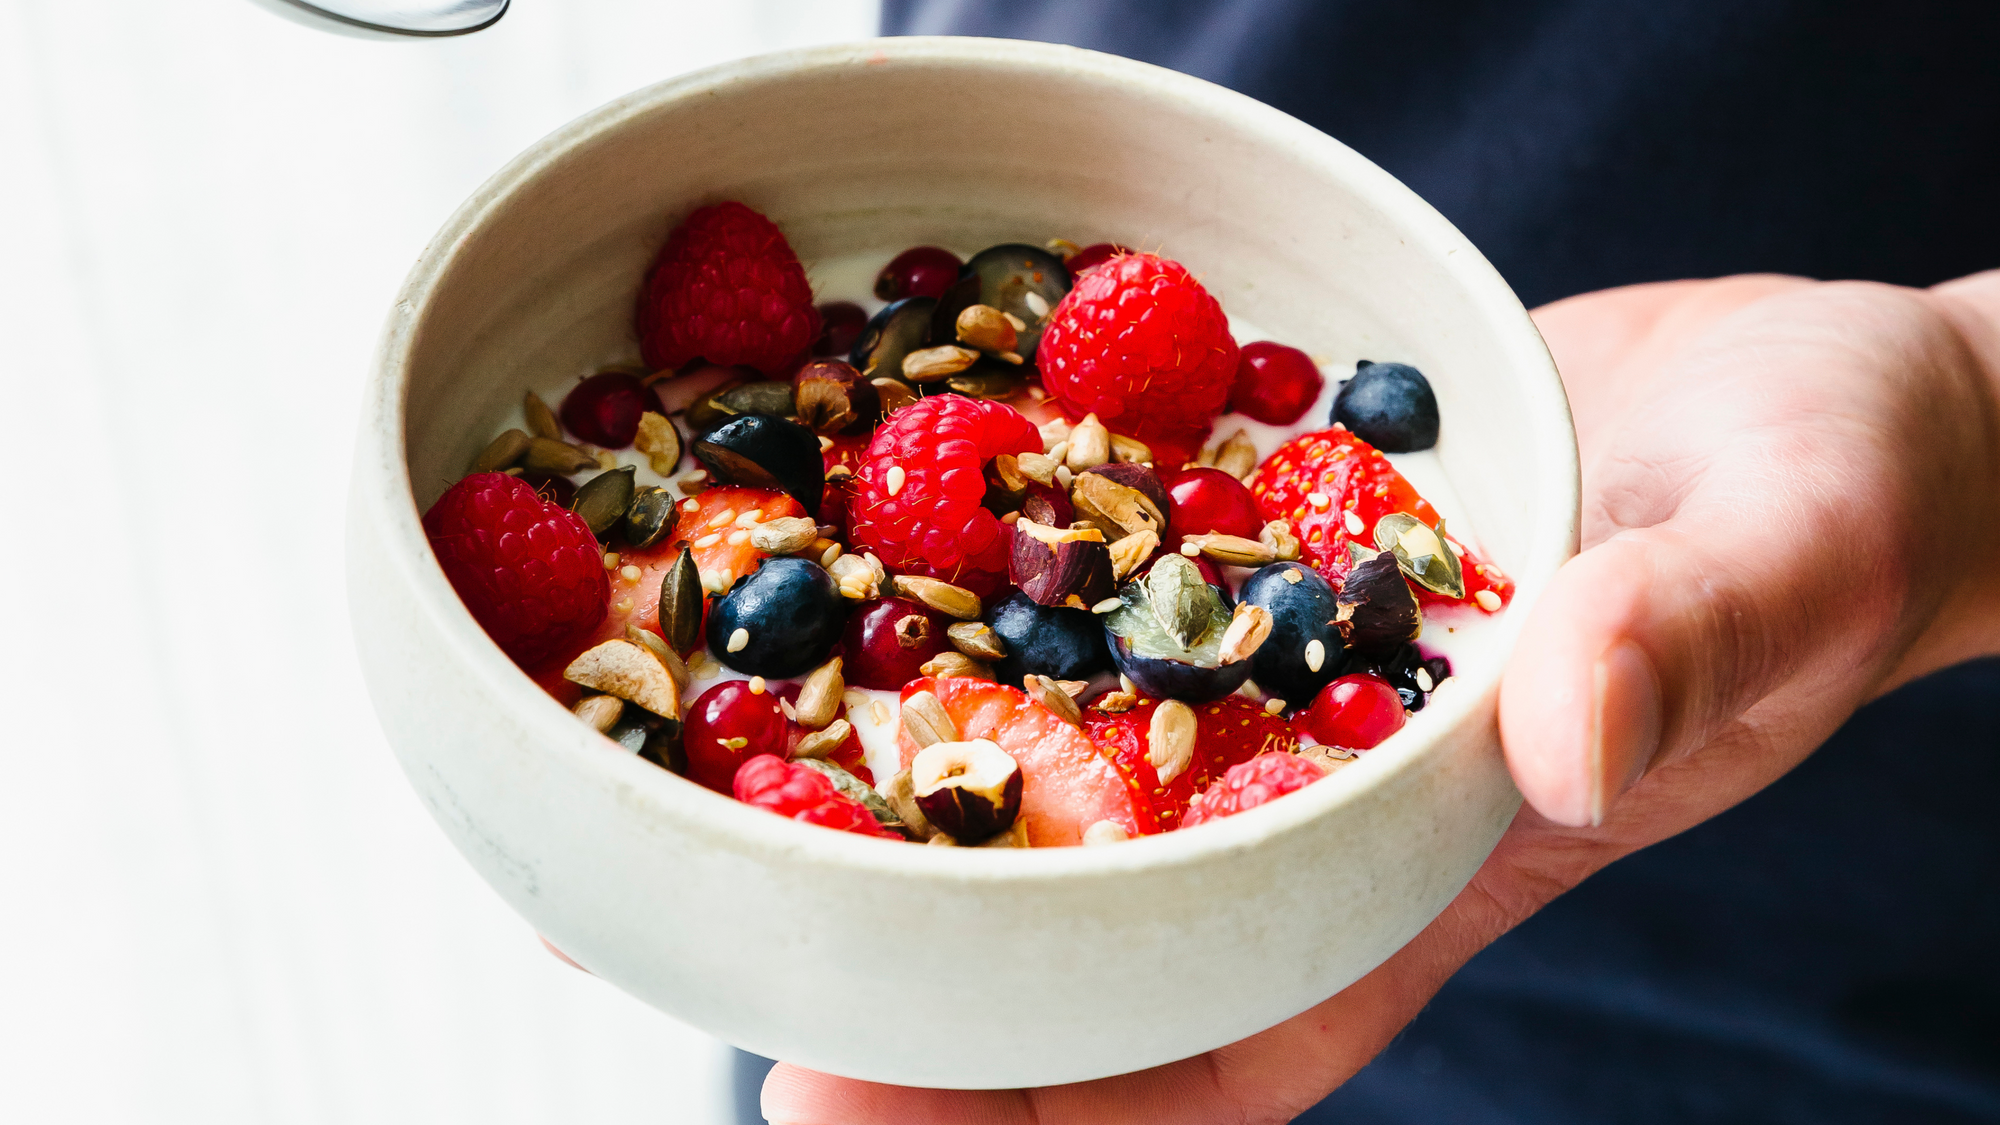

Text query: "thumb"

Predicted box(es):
[1497, 522, 1816, 828]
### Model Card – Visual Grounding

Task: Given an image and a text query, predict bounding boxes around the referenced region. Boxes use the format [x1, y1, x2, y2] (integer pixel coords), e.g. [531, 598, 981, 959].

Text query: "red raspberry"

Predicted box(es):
[1248, 428, 1513, 611]
[732, 755, 898, 838]
[847, 396, 1041, 596]
[1038, 252, 1240, 453]
[636, 202, 819, 376]
[1181, 752, 1326, 828]
[422, 472, 608, 667]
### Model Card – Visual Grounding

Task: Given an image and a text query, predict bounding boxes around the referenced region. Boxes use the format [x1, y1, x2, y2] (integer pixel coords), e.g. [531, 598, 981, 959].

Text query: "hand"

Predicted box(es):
[760, 271, 2000, 1125]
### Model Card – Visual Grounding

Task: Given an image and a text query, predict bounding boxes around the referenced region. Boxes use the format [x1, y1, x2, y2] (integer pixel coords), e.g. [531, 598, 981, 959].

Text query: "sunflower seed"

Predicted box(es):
[884, 769, 939, 840]
[522, 436, 598, 476]
[1185, 532, 1278, 567]
[523, 391, 561, 440]
[1016, 451, 1060, 486]
[900, 690, 958, 747]
[872, 377, 920, 414]
[920, 651, 996, 681]
[946, 621, 1007, 661]
[1082, 820, 1131, 845]
[1108, 529, 1159, 582]
[1148, 700, 1197, 784]
[895, 575, 981, 619]
[1027, 675, 1084, 728]
[790, 720, 856, 762]
[955, 303, 1019, 353]
[750, 516, 819, 555]
[470, 429, 530, 475]
[1218, 603, 1275, 665]
[1214, 429, 1258, 479]
[635, 411, 682, 475]
[794, 656, 844, 730]
[1260, 520, 1302, 562]
[902, 345, 980, 382]
[1065, 413, 1111, 471]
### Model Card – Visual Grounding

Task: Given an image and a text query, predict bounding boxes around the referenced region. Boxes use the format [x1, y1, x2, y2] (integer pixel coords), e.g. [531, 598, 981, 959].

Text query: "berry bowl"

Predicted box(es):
[347, 37, 1577, 1088]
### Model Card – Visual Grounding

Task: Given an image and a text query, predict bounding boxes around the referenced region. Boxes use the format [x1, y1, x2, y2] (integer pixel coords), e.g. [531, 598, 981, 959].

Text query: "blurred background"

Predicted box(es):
[0, 1, 876, 1121]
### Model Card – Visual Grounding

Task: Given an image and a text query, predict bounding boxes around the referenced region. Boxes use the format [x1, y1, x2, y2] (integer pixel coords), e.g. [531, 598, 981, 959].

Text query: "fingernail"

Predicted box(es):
[1587, 640, 1662, 827]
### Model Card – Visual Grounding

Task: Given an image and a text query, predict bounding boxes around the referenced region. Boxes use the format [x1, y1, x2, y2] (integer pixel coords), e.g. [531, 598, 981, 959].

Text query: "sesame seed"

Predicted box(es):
[1282, 568, 1303, 585]
[885, 465, 906, 496]
[1343, 510, 1365, 536]
[1307, 491, 1330, 510]
[1305, 639, 1325, 672]
[1180, 542, 1201, 556]
[1264, 697, 1286, 715]
[1415, 668, 1435, 692]
[1091, 597, 1122, 614]
[748, 676, 766, 694]
[818, 436, 834, 452]
[1024, 291, 1050, 318]
[1120, 674, 1137, 695]
[706, 509, 734, 529]
[727, 627, 750, 653]
[693, 533, 722, 548]
[1001, 511, 1020, 524]
[613, 598, 634, 614]
[1475, 589, 1503, 612]
[619, 565, 642, 582]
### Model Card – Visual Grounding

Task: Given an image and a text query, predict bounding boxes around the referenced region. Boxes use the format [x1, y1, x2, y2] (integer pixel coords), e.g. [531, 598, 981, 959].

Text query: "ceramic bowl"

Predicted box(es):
[347, 37, 1578, 1088]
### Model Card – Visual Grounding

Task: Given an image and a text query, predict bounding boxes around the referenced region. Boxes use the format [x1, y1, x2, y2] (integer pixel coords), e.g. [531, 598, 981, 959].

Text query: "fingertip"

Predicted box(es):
[760, 1062, 1031, 1125]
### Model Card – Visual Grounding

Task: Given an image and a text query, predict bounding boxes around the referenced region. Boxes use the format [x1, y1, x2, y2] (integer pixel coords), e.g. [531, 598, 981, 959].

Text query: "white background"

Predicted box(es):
[0, 1, 879, 1121]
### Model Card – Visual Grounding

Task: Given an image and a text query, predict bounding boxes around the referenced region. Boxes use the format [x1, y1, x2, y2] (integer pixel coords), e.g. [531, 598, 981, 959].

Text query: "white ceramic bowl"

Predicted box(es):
[347, 37, 1577, 1089]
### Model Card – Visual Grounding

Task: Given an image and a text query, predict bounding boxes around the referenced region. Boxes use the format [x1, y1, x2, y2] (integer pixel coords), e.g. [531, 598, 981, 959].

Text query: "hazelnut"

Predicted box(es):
[1335, 547, 1423, 654]
[1010, 519, 1115, 609]
[793, 360, 882, 435]
[911, 738, 1023, 843]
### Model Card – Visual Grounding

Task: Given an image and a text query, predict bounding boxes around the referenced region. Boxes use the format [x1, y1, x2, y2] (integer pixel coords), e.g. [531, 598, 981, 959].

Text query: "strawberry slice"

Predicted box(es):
[897, 676, 1148, 846]
[1248, 428, 1513, 611]
[1086, 696, 1295, 831]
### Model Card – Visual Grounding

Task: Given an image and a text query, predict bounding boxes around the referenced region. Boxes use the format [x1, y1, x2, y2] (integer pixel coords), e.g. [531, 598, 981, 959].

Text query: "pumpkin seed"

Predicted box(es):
[945, 366, 1026, 400]
[522, 436, 598, 476]
[622, 485, 677, 550]
[657, 545, 704, 654]
[1142, 553, 1213, 650]
[470, 428, 530, 475]
[1374, 512, 1464, 598]
[793, 757, 902, 831]
[571, 466, 636, 537]
[716, 380, 799, 419]
[523, 391, 562, 440]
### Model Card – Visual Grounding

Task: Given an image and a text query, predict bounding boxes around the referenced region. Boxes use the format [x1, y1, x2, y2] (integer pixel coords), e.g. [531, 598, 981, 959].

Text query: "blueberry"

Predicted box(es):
[692, 414, 825, 518]
[1332, 361, 1439, 452]
[1240, 563, 1345, 705]
[952, 244, 1072, 361]
[706, 557, 848, 678]
[986, 591, 1112, 687]
[1335, 642, 1450, 713]
[848, 296, 937, 381]
[1101, 558, 1253, 703]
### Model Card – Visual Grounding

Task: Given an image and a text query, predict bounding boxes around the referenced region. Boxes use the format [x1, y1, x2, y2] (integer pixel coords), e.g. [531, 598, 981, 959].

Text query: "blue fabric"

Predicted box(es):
[724, 6, 2000, 1120]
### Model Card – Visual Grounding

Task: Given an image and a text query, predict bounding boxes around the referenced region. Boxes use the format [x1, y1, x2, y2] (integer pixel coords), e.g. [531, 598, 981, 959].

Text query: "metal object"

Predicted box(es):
[245, 0, 508, 38]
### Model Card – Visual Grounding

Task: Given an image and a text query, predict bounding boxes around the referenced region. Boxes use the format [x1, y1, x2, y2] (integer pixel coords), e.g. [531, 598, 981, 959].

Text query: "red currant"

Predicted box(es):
[683, 679, 789, 793]
[1230, 341, 1324, 426]
[559, 371, 666, 448]
[813, 301, 868, 357]
[841, 597, 948, 691]
[1299, 674, 1406, 750]
[1162, 466, 1263, 548]
[1064, 242, 1130, 275]
[874, 246, 963, 302]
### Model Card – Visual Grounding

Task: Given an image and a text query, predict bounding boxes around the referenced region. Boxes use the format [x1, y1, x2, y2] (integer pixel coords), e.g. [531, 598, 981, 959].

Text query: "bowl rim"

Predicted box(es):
[355, 35, 1578, 883]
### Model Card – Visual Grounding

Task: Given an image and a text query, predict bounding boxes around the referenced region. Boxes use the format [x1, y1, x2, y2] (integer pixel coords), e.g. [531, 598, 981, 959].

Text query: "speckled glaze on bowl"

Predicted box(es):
[347, 37, 1578, 1089]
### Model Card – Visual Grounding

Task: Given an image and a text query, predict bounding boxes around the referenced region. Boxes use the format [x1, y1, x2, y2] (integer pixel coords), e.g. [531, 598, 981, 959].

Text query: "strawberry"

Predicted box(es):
[1182, 752, 1328, 827]
[1086, 696, 1297, 831]
[896, 677, 1148, 846]
[1248, 428, 1513, 611]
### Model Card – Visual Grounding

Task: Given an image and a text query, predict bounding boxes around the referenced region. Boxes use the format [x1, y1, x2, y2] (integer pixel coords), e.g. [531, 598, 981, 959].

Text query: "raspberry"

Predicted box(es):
[1181, 752, 1326, 828]
[847, 396, 1041, 596]
[636, 202, 819, 376]
[732, 755, 898, 838]
[1038, 252, 1240, 454]
[1248, 428, 1513, 611]
[422, 472, 608, 667]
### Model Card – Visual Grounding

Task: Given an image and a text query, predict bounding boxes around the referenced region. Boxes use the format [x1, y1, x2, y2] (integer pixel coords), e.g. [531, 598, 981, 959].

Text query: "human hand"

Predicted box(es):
[759, 272, 2000, 1125]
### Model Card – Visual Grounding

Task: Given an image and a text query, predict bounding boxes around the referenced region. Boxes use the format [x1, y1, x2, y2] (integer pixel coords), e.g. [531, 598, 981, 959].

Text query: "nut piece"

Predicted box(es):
[1214, 429, 1259, 479]
[1185, 532, 1278, 567]
[623, 624, 691, 693]
[900, 690, 959, 747]
[902, 345, 980, 382]
[794, 656, 844, 730]
[1259, 520, 1302, 562]
[523, 390, 562, 440]
[471, 428, 530, 475]
[884, 768, 940, 841]
[1108, 529, 1160, 582]
[1082, 820, 1132, 845]
[635, 411, 682, 475]
[895, 575, 981, 620]
[794, 360, 882, 435]
[920, 651, 996, 681]
[522, 436, 599, 476]
[1091, 691, 1139, 713]
[912, 738, 1023, 843]
[1216, 602, 1275, 665]
[572, 693, 624, 734]
[1026, 674, 1085, 729]
[955, 303, 1019, 354]
[1010, 519, 1115, 609]
[947, 621, 1007, 661]
[563, 639, 681, 720]
[791, 718, 855, 760]
[1015, 451, 1060, 486]
[1071, 465, 1168, 540]
[1065, 413, 1111, 470]
[1109, 433, 1153, 465]
[1148, 699, 1198, 785]
[1335, 547, 1424, 653]
[750, 516, 820, 555]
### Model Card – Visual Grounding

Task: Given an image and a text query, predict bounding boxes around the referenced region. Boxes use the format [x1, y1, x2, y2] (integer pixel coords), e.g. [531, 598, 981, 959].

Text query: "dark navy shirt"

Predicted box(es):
[876, 4, 2000, 1121]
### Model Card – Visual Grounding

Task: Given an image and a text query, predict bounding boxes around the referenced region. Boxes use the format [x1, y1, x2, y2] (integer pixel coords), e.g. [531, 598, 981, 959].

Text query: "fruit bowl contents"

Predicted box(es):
[423, 202, 1515, 848]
